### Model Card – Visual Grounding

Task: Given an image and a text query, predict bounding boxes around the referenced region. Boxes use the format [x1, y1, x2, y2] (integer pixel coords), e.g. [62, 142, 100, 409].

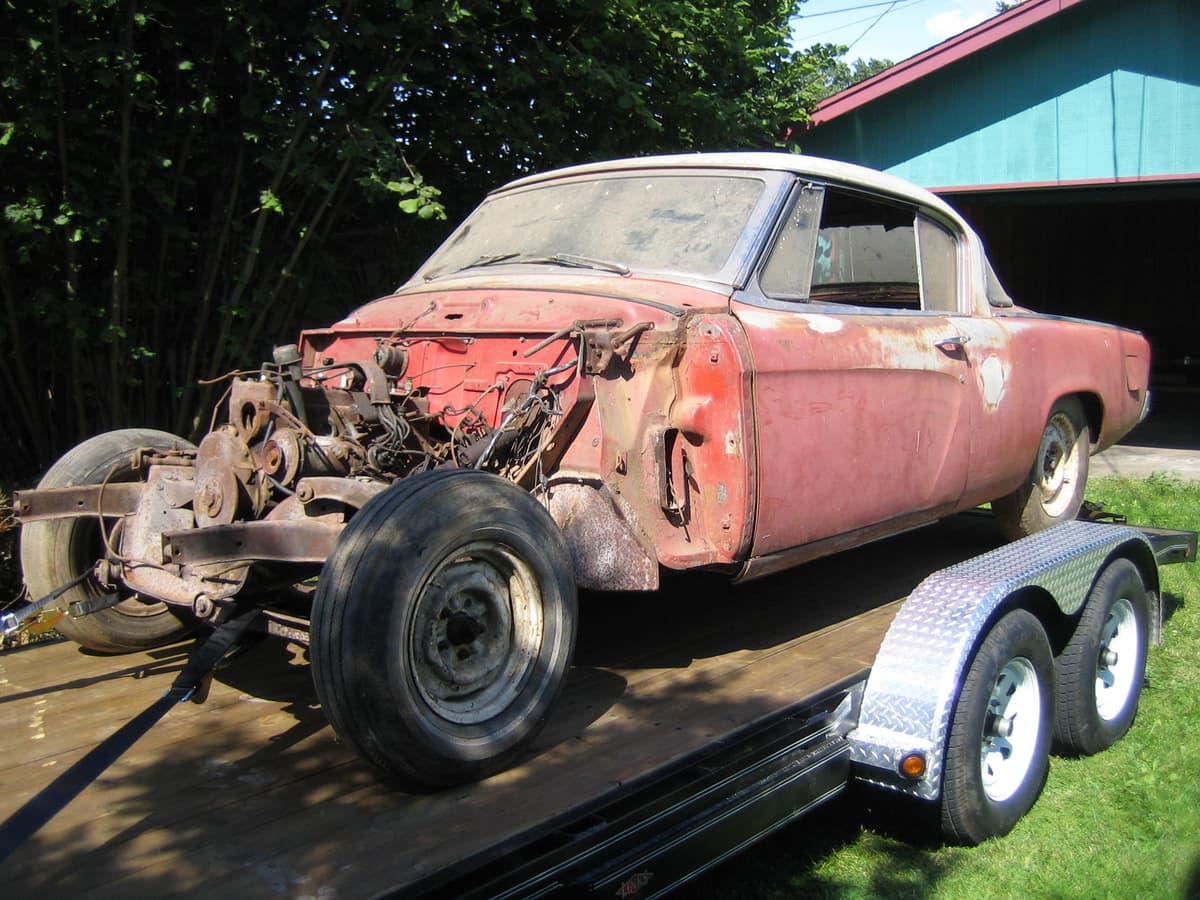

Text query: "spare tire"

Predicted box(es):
[20, 428, 196, 653]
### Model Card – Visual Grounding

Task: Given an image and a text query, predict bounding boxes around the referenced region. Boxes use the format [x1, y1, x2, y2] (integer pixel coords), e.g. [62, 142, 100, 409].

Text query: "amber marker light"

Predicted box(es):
[899, 752, 927, 780]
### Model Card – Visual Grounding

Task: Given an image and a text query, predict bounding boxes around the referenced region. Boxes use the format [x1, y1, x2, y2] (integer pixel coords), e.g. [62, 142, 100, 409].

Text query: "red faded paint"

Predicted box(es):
[650, 314, 756, 568]
[730, 300, 1147, 569]
[734, 305, 974, 555]
[215, 158, 1154, 585]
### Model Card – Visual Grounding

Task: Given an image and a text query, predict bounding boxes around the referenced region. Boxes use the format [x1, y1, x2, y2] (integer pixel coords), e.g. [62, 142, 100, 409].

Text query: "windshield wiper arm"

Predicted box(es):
[544, 253, 630, 276]
[458, 252, 522, 272]
[455, 252, 630, 276]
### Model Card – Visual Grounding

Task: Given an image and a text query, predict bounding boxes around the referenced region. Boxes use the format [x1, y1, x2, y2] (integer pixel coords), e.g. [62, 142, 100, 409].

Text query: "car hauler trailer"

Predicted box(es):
[0, 513, 1194, 898]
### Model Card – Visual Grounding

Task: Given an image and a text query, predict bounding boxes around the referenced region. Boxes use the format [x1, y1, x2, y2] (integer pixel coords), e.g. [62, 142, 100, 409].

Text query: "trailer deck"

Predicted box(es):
[0, 516, 1007, 897]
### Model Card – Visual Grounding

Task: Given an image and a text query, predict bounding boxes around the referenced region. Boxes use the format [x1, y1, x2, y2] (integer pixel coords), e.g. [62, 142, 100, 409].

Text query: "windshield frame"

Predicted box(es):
[410, 167, 795, 290]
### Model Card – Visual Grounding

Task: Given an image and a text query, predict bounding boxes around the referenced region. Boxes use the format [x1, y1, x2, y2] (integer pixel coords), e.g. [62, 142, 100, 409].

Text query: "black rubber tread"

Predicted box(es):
[310, 468, 469, 781]
[310, 468, 577, 789]
[940, 609, 1054, 845]
[1054, 558, 1148, 756]
[993, 397, 1089, 541]
[19, 428, 195, 653]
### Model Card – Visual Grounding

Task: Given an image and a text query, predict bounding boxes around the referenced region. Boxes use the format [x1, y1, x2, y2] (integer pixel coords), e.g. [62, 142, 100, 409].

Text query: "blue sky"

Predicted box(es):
[791, 0, 1002, 64]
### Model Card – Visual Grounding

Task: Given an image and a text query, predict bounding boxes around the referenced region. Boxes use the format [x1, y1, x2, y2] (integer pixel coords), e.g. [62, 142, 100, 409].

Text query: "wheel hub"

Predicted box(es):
[1095, 597, 1139, 721]
[445, 610, 486, 649]
[986, 711, 1015, 739]
[980, 656, 1041, 803]
[1036, 411, 1082, 517]
[421, 562, 514, 695]
[410, 542, 544, 725]
[1041, 443, 1065, 488]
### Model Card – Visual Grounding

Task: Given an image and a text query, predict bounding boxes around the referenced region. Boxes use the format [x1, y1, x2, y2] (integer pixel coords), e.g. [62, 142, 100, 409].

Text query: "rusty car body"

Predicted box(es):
[15, 153, 1151, 785]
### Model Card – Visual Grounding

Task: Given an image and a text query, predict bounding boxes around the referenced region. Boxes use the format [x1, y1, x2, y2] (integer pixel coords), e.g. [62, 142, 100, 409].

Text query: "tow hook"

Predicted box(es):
[1, 567, 99, 637]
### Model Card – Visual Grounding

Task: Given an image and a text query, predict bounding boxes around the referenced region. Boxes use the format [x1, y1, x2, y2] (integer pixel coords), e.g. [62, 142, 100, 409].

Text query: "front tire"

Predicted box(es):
[993, 398, 1089, 541]
[19, 428, 196, 653]
[940, 610, 1054, 845]
[310, 469, 577, 788]
[1054, 558, 1149, 755]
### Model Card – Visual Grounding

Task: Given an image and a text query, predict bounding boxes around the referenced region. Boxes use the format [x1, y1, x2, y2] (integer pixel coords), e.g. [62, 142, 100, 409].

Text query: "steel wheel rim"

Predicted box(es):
[1095, 597, 1139, 721]
[410, 540, 544, 725]
[981, 656, 1042, 803]
[1036, 411, 1082, 518]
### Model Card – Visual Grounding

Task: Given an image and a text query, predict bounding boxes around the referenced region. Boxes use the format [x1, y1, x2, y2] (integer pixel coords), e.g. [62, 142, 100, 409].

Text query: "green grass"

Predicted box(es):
[680, 475, 1200, 900]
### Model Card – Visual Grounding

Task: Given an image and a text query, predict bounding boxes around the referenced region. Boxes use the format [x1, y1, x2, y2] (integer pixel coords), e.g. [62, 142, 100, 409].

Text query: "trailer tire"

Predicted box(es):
[19, 428, 196, 653]
[940, 609, 1053, 845]
[993, 398, 1089, 541]
[1054, 559, 1148, 756]
[311, 469, 577, 789]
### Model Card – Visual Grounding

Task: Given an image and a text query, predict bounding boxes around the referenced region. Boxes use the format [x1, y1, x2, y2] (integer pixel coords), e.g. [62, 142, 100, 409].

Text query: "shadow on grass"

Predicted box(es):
[674, 783, 957, 899]
[1162, 590, 1185, 626]
[1185, 853, 1200, 900]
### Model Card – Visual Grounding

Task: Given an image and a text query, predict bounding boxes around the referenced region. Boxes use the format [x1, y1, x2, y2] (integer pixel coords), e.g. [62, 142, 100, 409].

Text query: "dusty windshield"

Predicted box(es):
[416, 173, 769, 283]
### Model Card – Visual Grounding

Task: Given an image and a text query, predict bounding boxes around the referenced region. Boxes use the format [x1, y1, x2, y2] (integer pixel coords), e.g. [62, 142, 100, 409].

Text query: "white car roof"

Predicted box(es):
[497, 152, 968, 231]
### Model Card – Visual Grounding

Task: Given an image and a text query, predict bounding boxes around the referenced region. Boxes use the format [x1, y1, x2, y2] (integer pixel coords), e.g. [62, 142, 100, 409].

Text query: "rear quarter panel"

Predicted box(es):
[965, 311, 1150, 506]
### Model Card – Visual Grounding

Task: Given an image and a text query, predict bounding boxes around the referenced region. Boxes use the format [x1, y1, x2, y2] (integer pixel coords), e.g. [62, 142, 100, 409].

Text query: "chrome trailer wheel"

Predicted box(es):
[980, 656, 1043, 804]
[940, 609, 1054, 844]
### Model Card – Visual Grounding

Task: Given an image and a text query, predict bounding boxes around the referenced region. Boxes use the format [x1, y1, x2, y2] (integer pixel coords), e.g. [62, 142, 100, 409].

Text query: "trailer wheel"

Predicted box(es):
[940, 610, 1053, 845]
[19, 428, 196, 653]
[993, 398, 1089, 541]
[311, 469, 577, 788]
[1054, 559, 1148, 756]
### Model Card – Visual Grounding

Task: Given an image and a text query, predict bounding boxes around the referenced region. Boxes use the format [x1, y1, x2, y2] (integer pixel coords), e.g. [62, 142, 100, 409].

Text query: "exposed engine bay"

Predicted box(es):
[16, 318, 649, 640]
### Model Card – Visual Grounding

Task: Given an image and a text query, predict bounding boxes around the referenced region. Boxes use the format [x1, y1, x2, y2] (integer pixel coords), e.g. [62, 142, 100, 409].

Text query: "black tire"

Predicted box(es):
[1054, 558, 1149, 756]
[940, 609, 1054, 845]
[993, 397, 1089, 541]
[310, 469, 577, 788]
[19, 428, 195, 653]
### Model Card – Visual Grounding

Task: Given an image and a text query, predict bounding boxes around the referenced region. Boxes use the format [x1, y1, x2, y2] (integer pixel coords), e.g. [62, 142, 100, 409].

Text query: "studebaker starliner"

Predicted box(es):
[17, 153, 1150, 786]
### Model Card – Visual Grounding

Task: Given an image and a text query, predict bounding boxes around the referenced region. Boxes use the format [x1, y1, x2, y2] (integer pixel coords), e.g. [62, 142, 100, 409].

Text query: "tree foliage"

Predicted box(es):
[792, 43, 894, 107]
[0, 0, 824, 479]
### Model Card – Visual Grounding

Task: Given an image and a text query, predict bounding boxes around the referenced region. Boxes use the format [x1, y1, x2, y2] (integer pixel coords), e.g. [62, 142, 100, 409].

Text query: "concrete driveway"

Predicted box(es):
[1093, 387, 1200, 480]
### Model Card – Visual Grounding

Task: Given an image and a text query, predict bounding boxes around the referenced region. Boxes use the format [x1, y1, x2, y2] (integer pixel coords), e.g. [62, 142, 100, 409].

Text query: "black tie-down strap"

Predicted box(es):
[0, 606, 263, 866]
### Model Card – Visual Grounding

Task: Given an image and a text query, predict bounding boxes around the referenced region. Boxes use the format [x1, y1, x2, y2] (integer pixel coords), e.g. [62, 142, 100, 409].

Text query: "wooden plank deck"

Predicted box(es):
[0, 516, 1002, 898]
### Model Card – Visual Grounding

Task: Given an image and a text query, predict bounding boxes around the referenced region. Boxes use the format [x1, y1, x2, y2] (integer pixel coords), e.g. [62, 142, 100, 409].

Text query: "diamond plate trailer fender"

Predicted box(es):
[848, 519, 1162, 801]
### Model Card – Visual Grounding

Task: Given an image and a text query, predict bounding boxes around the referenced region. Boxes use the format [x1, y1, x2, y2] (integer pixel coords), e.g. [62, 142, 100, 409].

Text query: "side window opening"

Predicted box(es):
[810, 190, 919, 309]
[759, 186, 961, 314]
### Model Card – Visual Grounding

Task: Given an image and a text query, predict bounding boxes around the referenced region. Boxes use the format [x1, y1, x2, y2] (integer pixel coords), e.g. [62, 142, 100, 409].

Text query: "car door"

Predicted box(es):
[733, 183, 981, 558]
